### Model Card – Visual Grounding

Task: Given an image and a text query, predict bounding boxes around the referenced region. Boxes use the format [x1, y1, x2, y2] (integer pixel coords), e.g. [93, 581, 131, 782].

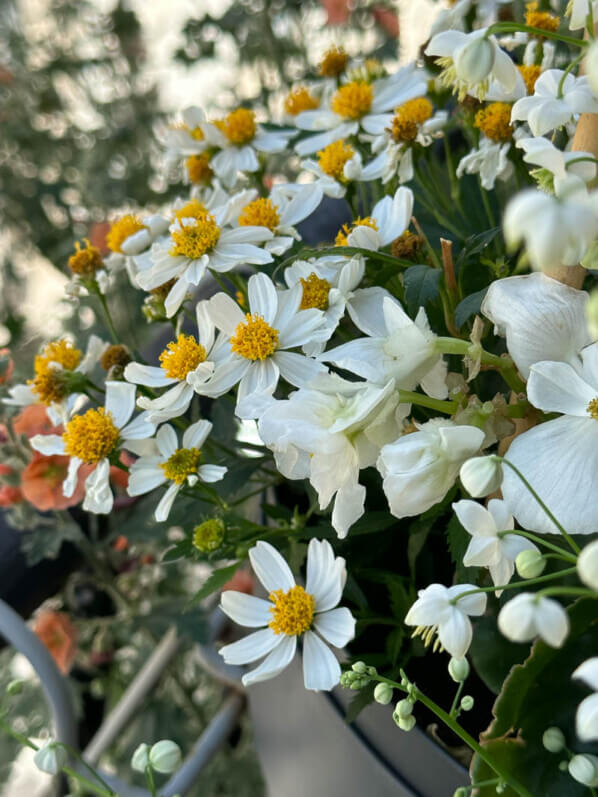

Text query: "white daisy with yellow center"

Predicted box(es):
[104, 213, 170, 285]
[29, 382, 155, 514]
[127, 420, 226, 522]
[161, 106, 210, 162]
[333, 186, 413, 253]
[300, 138, 363, 199]
[219, 539, 355, 690]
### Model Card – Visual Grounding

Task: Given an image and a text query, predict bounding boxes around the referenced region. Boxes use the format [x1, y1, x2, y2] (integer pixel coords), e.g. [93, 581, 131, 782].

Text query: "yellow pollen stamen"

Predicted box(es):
[160, 447, 201, 485]
[268, 585, 315, 636]
[411, 624, 445, 653]
[169, 212, 221, 259]
[235, 290, 246, 308]
[172, 122, 204, 141]
[63, 407, 120, 464]
[525, 2, 560, 33]
[173, 198, 208, 222]
[68, 239, 104, 276]
[319, 46, 349, 78]
[29, 340, 83, 405]
[335, 216, 378, 246]
[159, 334, 207, 380]
[518, 64, 542, 94]
[284, 87, 319, 115]
[474, 102, 513, 142]
[238, 198, 281, 231]
[391, 97, 433, 142]
[100, 344, 131, 371]
[588, 397, 598, 420]
[106, 214, 147, 254]
[317, 139, 355, 182]
[392, 230, 422, 260]
[214, 108, 256, 145]
[230, 314, 279, 361]
[331, 80, 373, 120]
[185, 154, 213, 184]
[300, 273, 330, 310]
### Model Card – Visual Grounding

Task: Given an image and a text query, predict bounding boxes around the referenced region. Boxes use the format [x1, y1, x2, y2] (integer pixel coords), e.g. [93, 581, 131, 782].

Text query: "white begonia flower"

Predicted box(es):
[105, 214, 170, 283]
[199, 108, 296, 187]
[124, 301, 225, 423]
[258, 375, 401, 538]
[426, 28, 518, 101]
[453, 498, 538, 594]
[378, 420, 485, 519]
[573, 658, 598, 742]
[321, 289, 448, 399]
[204, 272, 328, 419]
[127, 420, 226, 522]
[30, 381, 155, 514]
[430, 0, 511, 35]
[568, 0, 598, 31]
[456, 137, 513, 190]
[404, 583, 487, 659]
[219, 539, 356, 690]
[516, 136, 597, 186]
[293, 65, 427, 157]
[503, 177, 598, 272]
[577, 539, 598, 591]
[497, 593, 569, 647]
[511, 70, 598, 136]
[33, 741, 67, 776]
[284, 255, 365, 355]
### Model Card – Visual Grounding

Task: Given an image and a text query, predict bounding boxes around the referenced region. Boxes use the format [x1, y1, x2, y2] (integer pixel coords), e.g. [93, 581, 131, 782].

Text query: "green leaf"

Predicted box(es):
[162, 537, 194, 562]
[468, 614, 527, 695]
[454, 288, 488, 328]
[346, 511, 397, 536]
[188, 561, 241, 606]
[403, 265, 441, 312]
[385, 627, 403, 666]
[20, 521, 82, 566]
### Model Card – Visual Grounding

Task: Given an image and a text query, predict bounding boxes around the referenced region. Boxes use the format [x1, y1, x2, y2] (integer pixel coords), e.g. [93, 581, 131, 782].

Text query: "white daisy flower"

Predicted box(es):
[219, 539, 355, 690]
[104, 213, 170, 284]
[511, 70, 598, 137]
[293, 65, 427, 157]
[498, 593, 569, 647]
[160, 106, 210, 161]
[127, 420, 226, 522]
[457, 137, 513, 190]
[405, 583, 487, 659]
[332, 186, 413, 252]
[516, 136, 597, 186]
[573, 658, 598, 742]
[300, 138, 364, 198]
[204, 272, 328, 419]
[29, 381, 155, 514]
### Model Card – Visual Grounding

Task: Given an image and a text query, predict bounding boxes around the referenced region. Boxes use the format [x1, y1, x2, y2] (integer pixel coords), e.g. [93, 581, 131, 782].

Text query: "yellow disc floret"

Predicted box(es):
[474, 102, 513, 141]
[173, 198, 208, 223]
[106, 215, 147, 254]
[391, 97, 434, 142]
[300, 273, 330, 310]
[63, 407, 120, 464]
[160, 447, 201, 484]
[68, 239, 104, 276]
[269, 585, 315, 636]
[172, 121, 204, 141]
[518, 64, 542, 94]
[186, 154, 213, 184]
[331, 81, 373, 120]
[238, 198, 281, 231]
[230, 314, 279, 361]
[100, 344, 132, 371]
[284, 87, 320, 115]
[169, 212, 221, 259]
[319, 46, 349, 78]
[215, 108, 256, 145]
[159, 334, 207, 380]
[335, 216, 378, 246]
[317, 139, 355, 182]
[29, 339, 83, 405]
[525, 1, 560, 33]
[587, 397, 598, 420]
[193, 518, 226, 552]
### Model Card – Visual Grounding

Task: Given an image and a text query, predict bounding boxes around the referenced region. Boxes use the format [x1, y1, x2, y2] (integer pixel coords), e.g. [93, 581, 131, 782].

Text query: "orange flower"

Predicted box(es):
[0, 349, 13, 385]
[34, 610, 77, 674]
[222, 569, 255, 595]
[13, 405, 58, 438]
[87, 221, 112, 256]
[372, 6, 399, 37]
[112, 535, 129, 552]
[321, 0, 351, 24]
[21, 453, 91, 511]
[0, 484, 23, 506]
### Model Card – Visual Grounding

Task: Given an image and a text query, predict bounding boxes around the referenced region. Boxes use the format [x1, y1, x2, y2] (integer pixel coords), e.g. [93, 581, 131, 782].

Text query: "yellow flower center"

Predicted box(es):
[160, 447, 201, 484]
[173, 122, 204, 141]
[335, 216, 378, 246]
[169, 212, 221, 259]
[411, 624, 445, 653]
[29, 340, 83, 405]
[391, 230, 422, 260]
[106, 215, 147, 254]
[474, 102, 513, 142]
[319, 46, 349, 78]
[68, 239, 104, 276]
[230, 314, 279, 361]
[525, 1, 560, 33]
[587, 397, 598, 420]
[214, 108, 256, 145]
[284, 87, 320, 116]
[185, 154, 213, 184]
[518, 64, 542, 94]
[300, 273, 330, 310]
[331, 81, 373, 120]
[100, 344, 131, 371]
[173, 199, 208, 223]
[159, 334, 207, 379]
[268, 585, 315, 636]
[238, 198, 281, 231]
[317, 139, 355, 182]
[391, 97, 433, 142]
[63, 407, 120, 463]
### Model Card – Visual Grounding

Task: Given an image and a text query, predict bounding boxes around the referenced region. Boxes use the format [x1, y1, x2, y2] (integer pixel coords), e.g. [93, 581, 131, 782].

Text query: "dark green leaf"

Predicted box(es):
[188, 561, 241, 606]
[454, 288, 488, 328]
[403, 265, 441, 312]
[344, 682, 375, 723]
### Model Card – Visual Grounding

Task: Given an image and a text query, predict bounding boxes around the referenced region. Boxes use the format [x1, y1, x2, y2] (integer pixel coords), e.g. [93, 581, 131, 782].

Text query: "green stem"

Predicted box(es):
[274, 246, 412, 276]
[537, 586, 595, 598]
[397, 388, 459, 414]
[557, 51, 585, 97]
[478, 176, 496, 229]
[497, 529, 577, 562]
[435, 337, 526, 392]
[449, 680, 465, 718]
[450, 567, 578, 603]
[485, 22, 588, 48]
[96, 292, 120, 345]
[145, 765, 158, 797]
[63, 766, 117, 797]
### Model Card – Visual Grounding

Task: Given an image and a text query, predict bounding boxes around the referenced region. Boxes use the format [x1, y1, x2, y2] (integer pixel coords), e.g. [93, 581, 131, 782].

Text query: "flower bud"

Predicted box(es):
[193, 518, 225, 553]
[33, 741, 67, 775]
[454, 789, 468, 797]
[395, 698, 413, 719]
[131, 743, 150, 773]
[6, 679, 24, 696]
[569, 754, 598, 787]
[149, 740, 182, 774]
[459, 456, 502, 497]
[460, 695, 474, 711]
[559, 760, 569, 772]
[578, 539, 598, 591]
[454, 33, 496, 85]
[542, 727, 566, 753]
[374, 682, 393, 705]
[397, 714, 416, 732]
[448, 657, 470, 683]
[516, 549, 546, 579]
[352, 661, 367, 674]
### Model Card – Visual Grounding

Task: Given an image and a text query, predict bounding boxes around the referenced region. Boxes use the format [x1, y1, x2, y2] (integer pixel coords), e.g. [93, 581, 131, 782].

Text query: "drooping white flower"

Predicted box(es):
[378, 420, 485, 518]
[577, 539, 598, 591]
[148, 741, 182, 775]
[573, 658, 598, 742]
[127, 420, 226, 522]
[453, 498, 538, 594]
[516, 136, 597, 187]
[33, 741, 67, 775]
[404, 583, 487, 659]
[568, 0, 598, 31]
[459, 455, 503, 497]
[219, 539, 355, 690]
[511, 70, 598, 136]
[30, 382, 155, 514]
[497, 593, 569, 647]
[456, 137, 512, 190]
[258, 375, 401, 537]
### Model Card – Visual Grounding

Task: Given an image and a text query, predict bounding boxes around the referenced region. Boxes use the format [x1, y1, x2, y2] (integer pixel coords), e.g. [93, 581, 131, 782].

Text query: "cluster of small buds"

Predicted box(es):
[131, 739, 182, 775]
[392, 671, 417, 732]
[340, 661, 378, 690]
[454, 782, 506, 796]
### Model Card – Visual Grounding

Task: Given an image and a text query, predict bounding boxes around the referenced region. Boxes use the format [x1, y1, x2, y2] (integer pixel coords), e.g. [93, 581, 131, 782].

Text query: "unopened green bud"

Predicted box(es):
[367, 665, 377, 677]
[193, 519, 225, 553]
[559, 760, 569, 772]
[131, 743, 150, 773]
[460, 695, 474, 711]
[569, 754, 598, 787]
[6, 679, 24, 696]
[149, 740, 182, 774]
[352, 661, 367, 674]
[374, 682, 393, 705]
[542, 727, 566, 753]
[395, 699, 413, 719]
[453, 789, 468, 797]
[448, 657, 470, 683]
[515, 549, 546, 579]
[33, 741, 67, 775]
[398, 715, 416, 732]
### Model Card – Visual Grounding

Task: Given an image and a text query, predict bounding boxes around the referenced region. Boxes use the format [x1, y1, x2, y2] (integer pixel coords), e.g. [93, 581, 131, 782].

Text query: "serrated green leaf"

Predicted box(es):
[188, 561, 241, 606]
[454, 288, 488, 328]
[162, 538, 193, 562]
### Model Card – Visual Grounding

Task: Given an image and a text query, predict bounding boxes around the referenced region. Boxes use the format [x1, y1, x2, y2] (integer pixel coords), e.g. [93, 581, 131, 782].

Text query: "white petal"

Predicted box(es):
[275, 351, 326, 388]
[332, 482, 366, 538]
[208, 293, 246, 335]
[453, 500, 497, 537]
[302, 630, 341, 691]
[155, 482, 180, 522]
[183, 419, 212, 449]
[242, 635, 297, 686]
[306, 539, 340, 610]
[63, 456, 82, 498]
[30, 434, 65, 456]
[219, 627, 282, 665]
[248, 273, 278, 325]
[438, 609, 473, 659]
[527, 360, 596, 416]
[105, 381, 137, 429]
[83, 460, 113, 514]
[124, 363, 174, 387]
[535, 596, 569, 647]
[127, 459, 167, 496]
[576, 693, 598, 742]
[573, 658, 598, 691]
[157, 425, 178, 459]
[249, 540, 295, 593]
[313, 608, 355, 648]
[220, 591, 272, 627]
[197, 464, 227, 483]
